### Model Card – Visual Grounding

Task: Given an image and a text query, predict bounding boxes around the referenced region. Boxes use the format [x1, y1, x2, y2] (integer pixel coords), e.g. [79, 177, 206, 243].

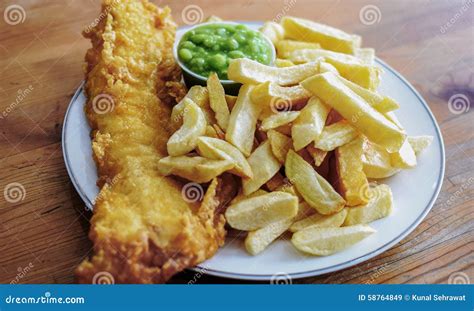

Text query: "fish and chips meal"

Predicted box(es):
[77, 0, 433, 283]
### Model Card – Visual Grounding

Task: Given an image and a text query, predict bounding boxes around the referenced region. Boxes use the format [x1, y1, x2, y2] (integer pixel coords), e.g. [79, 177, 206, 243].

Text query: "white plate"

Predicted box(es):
[62, 22, 445, 281]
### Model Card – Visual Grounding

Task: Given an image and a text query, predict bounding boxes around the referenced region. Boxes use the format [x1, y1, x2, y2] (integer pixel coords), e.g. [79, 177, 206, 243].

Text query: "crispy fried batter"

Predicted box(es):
[76, 0, 233, 283]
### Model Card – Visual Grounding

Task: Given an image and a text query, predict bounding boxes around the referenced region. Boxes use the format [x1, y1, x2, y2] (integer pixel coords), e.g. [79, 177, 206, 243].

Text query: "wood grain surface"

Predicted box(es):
[0, 0, 472, 284]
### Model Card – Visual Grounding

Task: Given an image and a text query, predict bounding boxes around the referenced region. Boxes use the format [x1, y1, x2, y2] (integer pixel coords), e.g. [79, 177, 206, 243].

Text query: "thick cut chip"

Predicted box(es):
[302, 72, 406, 152]
[261, 111, 301, 131]
[197, 136, 253, 178]
[242, 141, 282, 195]
[290, 208, 347, 232]
[281, 16, 361, 54]
[344, 184, 393, 226]
[390, 139, 417, 168]
[408, 135, 433, 156]
[205, 15, 223, 22]
[225, 85, 261, 156]
[276, 39, 321, 58]
[225, 191, 298, 230]
[355, 48, 375, 65]
[259, 21, 285, 44]
[251, 81, 312, 111]
[362, 139, 400, 178]
[205, 125, 219, 138]
[170, 86, 213, 131]
[285, 150, 345, 215]
[167, 99, 207, 156]
[274, 59, 295, 67]
[231, 189, 268, 205]
[319, 61, 339, 74]
[306, 145, 328, 166]
[228, 58, 320, 86]
[157, 156, 234, 183]
[337, 75, 399, 113]
[245, 218, 293, 255]
[267, 130, 293, 164]
[291, 224, 376, 256]
[290, 49, 381, 90]
[207, 72, 230, 130]
[335, 136, 369, 206]
[291, 97, 330, 151]
[313, 121, 358, 151]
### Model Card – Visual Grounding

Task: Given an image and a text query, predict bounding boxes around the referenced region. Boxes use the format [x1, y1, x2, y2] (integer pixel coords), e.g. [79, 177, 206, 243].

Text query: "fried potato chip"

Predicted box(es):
[285, 150, 345, 215]
[207, 72, 230, 130]
[197, 136, 253, 178]
[313, 121, 358, 151]
[281, 16, 361, 54]
[225, 94, 238, 110]
[275, 39, 321, 58]
[291, 97, 330, 151]
[157, 156, 234, 183]
[335, 136, 369, 206]
[261, 111, 300, 131]
[267, 130, 293, 163]
[167, 99, 207, 156]
[408, 135, 433, 155]
[245, 218, 293, 255]
[205, 125, 219, 138]
[302, 72, 406, 152]
[204, 15, 223, 22]
[290, 208, 347, 232]
[384, 111, 404, 130]
[225, 191, 298, 230]
[274, 59, 295, 67]
[251, 81, 312, 111]
[291, 49, 381, 90]
[390, 139, 417, 168]
[170, 86, 213, 131]
[344, 184, 393, 226]
[362, 139, 400, 178]
[319, 61, 339, 74]
[259, 21, 285, 44]
[306, 145, 328, 166]
[337, 75, 399, 113]
[242, 141, 282, 195]
[225, 85, 261, 156]
[231, 189, 268, 205]
[228, 58, 320, 86]
[291, 224, 375, 256]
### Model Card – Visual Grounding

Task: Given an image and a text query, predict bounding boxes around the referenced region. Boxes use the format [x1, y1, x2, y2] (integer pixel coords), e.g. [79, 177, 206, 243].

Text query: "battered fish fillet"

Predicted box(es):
[76, 0, 235, 283]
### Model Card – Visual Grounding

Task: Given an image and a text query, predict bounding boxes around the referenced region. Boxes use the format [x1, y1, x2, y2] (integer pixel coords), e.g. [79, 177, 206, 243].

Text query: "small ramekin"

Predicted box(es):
[173, 22, 276, 95]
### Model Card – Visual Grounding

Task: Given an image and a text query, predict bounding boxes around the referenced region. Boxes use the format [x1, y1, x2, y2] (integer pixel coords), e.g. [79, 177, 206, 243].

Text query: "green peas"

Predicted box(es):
[226, 38, 239, 50]
[210, 54, 227, 69]
[178, 23, 273, 80]
[228, 50, 245, 59]
[180, 41, 195, 49]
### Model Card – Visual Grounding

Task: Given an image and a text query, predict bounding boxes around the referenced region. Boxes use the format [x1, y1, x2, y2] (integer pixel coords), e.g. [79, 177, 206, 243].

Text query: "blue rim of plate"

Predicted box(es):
[62, 25, 445, 281]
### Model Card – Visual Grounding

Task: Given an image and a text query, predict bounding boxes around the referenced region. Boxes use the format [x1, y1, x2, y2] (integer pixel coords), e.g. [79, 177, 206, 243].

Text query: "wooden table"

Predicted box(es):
[1, 0, 472, 284]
